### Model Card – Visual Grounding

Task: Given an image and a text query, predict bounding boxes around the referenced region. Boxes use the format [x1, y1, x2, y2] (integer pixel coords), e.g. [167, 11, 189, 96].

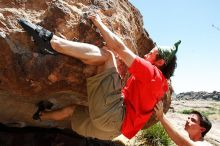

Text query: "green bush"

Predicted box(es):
[180, 109, 194, 114]
[138, 123, 173, 146]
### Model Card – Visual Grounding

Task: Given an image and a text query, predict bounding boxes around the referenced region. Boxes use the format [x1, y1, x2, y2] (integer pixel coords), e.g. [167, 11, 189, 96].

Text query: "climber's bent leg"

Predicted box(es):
[40, 104, 76, 121]
[71, 67, 125, 140]
[71, 105, 122, 140]
[18, 19, 113, 66]
[50, 35, 111, 66]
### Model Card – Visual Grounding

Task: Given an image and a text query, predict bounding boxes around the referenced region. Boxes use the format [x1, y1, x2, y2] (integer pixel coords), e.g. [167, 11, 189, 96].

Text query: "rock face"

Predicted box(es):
[176, 91, 220, 101]
[0, 0, 171, 134]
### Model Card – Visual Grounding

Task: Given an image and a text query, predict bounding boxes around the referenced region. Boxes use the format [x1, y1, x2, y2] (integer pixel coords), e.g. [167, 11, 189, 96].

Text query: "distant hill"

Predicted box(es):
[175, 91, 220, 101]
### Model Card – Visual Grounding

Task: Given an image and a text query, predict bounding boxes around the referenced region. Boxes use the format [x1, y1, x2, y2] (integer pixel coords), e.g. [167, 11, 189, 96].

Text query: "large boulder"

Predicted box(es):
[0, 0, 171, 134]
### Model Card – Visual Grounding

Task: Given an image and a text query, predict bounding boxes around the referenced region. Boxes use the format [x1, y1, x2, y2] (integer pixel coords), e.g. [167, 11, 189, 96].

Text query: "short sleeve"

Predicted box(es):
[128, 56, 155, 81]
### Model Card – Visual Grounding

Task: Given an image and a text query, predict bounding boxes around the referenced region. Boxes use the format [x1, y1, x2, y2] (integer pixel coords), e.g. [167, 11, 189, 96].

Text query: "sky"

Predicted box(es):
[129, 0, 220, 93]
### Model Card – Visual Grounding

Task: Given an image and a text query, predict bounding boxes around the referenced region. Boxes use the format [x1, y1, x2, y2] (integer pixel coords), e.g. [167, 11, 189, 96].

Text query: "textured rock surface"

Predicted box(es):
[0, 0, 171, 135]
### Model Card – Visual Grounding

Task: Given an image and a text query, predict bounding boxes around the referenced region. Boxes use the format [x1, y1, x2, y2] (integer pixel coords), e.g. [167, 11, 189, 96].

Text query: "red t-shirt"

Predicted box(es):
[121, 56, 168, 139]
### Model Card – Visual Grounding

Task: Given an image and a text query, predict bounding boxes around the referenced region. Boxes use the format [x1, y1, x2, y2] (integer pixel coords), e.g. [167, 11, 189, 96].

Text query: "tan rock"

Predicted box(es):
[0, 0, 171, 133]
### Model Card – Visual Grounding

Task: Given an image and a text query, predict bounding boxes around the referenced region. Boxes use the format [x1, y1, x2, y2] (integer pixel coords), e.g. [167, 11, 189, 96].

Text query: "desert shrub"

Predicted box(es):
[138, 123, 172, 146]
[180, 109, 194, 114]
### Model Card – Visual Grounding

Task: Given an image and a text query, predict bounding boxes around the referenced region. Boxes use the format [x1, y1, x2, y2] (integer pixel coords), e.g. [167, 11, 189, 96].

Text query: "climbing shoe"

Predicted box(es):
[18, 19, 58, 55]
[33, 100, 54, 120]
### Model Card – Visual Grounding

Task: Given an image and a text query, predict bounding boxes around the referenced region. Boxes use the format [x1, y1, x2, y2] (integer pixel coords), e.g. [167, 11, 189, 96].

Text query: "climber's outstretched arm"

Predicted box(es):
[88, 13, 136, 67]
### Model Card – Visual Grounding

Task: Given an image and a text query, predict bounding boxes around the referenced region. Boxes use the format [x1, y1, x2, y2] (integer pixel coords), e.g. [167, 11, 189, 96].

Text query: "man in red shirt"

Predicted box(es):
[18, 13, 180, 140]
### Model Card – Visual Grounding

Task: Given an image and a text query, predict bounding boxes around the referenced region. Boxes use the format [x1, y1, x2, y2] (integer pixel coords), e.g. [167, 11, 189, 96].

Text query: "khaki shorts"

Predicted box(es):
[71, 67, 125, 140]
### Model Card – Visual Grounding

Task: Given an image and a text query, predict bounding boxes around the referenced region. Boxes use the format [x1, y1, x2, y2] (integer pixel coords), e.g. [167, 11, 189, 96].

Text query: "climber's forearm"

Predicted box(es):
[93, 20, 124, 50]
[92, 19, 136, 67]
